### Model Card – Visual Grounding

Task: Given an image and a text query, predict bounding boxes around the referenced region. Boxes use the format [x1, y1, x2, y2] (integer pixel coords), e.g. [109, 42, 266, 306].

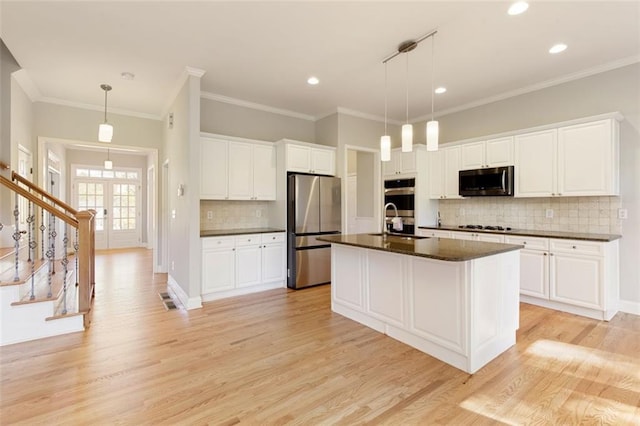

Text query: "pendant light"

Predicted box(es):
[401, 49, 413, 152]
[380, 62, 391, 162]
[426, 33, 439, 152]
[98, 84, 113, 143]
[104, 148, 113, 170]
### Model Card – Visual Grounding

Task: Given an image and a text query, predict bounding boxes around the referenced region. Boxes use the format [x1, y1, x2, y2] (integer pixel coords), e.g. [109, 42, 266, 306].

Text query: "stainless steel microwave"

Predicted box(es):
[459, 166, 514, 197]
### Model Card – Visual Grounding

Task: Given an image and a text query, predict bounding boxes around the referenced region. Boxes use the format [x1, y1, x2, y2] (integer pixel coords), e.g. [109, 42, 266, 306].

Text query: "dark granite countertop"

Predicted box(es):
[317, 234, 523, 262]
[418, 226, 621, 242]
[200, 228, 285, 238]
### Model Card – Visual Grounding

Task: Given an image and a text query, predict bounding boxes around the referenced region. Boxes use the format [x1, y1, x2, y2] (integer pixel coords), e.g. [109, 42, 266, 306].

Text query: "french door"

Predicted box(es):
[72, 166, 141, 249]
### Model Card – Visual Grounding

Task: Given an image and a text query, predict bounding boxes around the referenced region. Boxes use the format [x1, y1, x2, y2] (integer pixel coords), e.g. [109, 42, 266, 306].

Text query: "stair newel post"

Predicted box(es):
[27, 202, 36, 300]
[77, 210, 95, 328]
[74, 228, 79, 287]
[61, 223, 69, 314]
[12, 192, 20, 282]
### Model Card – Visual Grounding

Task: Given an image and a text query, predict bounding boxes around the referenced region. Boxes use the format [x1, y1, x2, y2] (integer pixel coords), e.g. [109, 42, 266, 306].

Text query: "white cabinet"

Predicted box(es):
[429, 146, 462, 199]
[201, 237, 236, 293]
[450, 231, 505, 243]
[549, 239, 604, 310]
[285, 142, 336, 175]
[515, 118, 619, 198]
[514, 129, 557, 197]
[460, 137, 513, 170]
[557, 119, 618, 196]
[383, 149, 417, 177]
[261, 233, 286, 283]
[201, 232, 285, 300]
[504, 235, 619, 320]
[505, 235, 549, 299]
[416, 229, 453, 238]
[252, 144, 277, 200]
[201, 137, 277, 200]
[235, 234, 263, 288]
[228, 142, 253, 199]
[200, 138, 228, 199]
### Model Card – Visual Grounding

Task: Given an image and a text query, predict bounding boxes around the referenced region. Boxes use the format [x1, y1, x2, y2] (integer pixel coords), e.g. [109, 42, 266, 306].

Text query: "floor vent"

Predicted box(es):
[158, 292, 177, 310]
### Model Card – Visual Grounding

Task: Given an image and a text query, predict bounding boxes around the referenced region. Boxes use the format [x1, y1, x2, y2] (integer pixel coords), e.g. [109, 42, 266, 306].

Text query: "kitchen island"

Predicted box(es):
[317, 234, 523, 374]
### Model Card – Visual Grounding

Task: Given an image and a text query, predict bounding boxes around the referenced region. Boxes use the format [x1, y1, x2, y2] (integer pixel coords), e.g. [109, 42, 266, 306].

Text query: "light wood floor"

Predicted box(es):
[1, 248, 639, 425]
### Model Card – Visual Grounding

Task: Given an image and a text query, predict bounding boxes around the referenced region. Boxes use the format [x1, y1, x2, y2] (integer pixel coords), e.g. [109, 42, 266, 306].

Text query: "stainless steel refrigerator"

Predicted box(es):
[287, 173, 341, 289]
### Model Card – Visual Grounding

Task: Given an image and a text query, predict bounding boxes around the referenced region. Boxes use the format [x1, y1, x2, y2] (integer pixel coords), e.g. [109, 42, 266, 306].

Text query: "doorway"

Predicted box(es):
[71, 165, 142, 249]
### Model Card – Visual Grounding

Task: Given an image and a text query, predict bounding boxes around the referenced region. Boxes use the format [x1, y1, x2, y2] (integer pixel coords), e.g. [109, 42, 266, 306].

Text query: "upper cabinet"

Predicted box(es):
[429, 145, 463, 199]
[460, 136, 514, 170]
[515, 118, 619, 197]
[557, 119, 618, 197]
[201, 136, 276, 200]
[284, 141, 336, 175]
[383, 149, 417, 177]
[514, 129, 557, 197]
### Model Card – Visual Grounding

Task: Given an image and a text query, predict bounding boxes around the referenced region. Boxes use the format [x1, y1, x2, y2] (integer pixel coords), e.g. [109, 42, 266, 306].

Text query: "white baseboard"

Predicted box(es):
[167, 274, 202, 310]
[201, 281, 285, 303]
[619, 299, 640, 316]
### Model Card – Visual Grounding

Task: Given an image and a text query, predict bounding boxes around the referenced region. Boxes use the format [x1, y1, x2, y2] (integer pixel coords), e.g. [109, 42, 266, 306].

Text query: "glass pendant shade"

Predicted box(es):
[426, 120, 439, 151]
[99, 123, 113, 143]
[401, 124, 413, 152]
[104, 159, 113, 170]
[380, 135, 391, 162]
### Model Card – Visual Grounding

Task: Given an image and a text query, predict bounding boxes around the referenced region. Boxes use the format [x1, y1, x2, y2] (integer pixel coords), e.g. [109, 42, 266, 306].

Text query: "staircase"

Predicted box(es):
[0, 168, 96, 346]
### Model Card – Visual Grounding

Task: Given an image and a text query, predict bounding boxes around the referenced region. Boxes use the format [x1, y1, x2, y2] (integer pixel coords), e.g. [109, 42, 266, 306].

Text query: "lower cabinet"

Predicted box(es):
[505, 235, 618, 320]
[201, 232, 285, 301]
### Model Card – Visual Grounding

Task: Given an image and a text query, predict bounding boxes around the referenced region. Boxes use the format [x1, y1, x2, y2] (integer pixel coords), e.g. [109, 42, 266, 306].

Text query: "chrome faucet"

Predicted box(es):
[383, 202, 399, 235]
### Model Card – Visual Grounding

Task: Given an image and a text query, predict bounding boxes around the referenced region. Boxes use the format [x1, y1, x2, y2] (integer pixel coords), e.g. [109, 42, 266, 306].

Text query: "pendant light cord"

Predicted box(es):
[431, 34, 435, 121]
[384, 62, 388, 134]
[405, 52, 409, 124]
[104, 88, 108, 122]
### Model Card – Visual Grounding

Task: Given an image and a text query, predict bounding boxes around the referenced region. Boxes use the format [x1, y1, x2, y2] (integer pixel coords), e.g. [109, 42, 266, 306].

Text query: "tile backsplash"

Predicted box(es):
[200, 200, 270, 231]
[439, 196, 622, 235]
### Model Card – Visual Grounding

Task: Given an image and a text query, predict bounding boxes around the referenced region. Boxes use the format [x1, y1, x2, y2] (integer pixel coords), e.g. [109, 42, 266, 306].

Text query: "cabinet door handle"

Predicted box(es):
[544, 252, 547, 256]
[549, 253, 554, 256]
[572, 245, 577, 249]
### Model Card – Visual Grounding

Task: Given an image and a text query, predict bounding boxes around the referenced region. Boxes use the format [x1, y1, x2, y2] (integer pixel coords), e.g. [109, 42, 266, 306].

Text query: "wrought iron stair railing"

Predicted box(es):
[0, 172, 96, 329]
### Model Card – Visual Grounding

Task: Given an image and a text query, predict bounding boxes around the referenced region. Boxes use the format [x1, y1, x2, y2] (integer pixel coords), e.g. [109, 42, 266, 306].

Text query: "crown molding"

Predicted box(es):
[335, 107, 403, 126]
[11, 69, 42, 102]
[200, 91, 316, 122]
[185, 66, 206, 78]
[37, 97, 161, 121]
[412, 55, 640, 123]
[160, 66, 205, 119]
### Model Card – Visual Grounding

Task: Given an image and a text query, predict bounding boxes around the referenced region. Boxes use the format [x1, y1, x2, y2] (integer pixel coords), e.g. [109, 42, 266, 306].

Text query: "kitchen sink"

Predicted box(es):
[368, 233, 428, 241]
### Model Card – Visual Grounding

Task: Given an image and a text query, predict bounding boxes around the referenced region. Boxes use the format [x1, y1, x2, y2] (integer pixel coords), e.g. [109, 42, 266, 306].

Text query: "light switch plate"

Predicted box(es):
[545, 209, 554, 218]
[618, 208, 628, 219]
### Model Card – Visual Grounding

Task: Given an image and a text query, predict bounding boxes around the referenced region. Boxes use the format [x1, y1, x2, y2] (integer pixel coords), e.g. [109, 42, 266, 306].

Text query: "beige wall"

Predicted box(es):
[423, 63, 640, 310]
[315, 113, 338, 147]
[200, 98, 315, 142]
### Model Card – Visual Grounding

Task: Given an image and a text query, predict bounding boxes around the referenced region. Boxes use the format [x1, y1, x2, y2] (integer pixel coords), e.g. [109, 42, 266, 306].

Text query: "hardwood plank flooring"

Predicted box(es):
[1, 248, 639, 425]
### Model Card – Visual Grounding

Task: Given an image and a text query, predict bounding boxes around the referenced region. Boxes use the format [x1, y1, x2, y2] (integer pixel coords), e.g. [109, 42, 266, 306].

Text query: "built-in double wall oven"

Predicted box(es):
[384, 178, 415, 235]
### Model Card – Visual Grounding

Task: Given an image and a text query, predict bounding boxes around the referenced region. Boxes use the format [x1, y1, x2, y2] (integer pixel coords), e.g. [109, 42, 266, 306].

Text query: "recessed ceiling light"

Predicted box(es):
[549, 43, 568, 54]
[307, 76, 319, 85]
[121, 71, 135, 80]
[508, 1, 529, 15]
[435, 87, 447, 94]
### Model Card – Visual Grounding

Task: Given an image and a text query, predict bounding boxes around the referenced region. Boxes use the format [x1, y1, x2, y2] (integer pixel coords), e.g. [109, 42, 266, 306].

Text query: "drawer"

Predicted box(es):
[235, 234, 262, 246]
[549, 239, 603, 256]
[505, 235, 549, 251]
[417, 229, 452, 238]
[261, 233, 285, 244]
[202, 236, 235, 249]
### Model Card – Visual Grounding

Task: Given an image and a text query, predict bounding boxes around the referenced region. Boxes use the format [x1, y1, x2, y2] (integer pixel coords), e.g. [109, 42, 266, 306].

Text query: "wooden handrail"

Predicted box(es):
[11, 171, 78, 216]
[0, 175, 78, 227]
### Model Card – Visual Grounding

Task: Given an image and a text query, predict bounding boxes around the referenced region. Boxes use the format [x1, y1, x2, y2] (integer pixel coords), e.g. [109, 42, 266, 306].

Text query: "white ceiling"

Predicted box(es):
[2, 1, 639, 123]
